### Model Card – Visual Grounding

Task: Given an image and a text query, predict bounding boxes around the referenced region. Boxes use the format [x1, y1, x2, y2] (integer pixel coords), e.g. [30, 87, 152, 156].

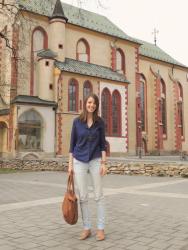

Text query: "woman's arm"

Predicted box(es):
[68, 153, 74, 174]
[101, 150, 106, 164]
[68, 119, 77, 174]
[69, 119, 77, 154]
[100, 150, 107, 176]
[100, 119, 107, 176]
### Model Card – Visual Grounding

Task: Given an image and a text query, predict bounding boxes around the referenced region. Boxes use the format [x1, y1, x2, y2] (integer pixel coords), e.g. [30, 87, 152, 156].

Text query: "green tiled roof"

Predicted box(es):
[11, 95, 57, 107]
[0, 109, 10, 116]
[17, 0, 139, 44]
[137, 39, 187, 68]
[55, 58, 129, 83]
[16, 1, 186, 68]
[37, 49, 57, 59]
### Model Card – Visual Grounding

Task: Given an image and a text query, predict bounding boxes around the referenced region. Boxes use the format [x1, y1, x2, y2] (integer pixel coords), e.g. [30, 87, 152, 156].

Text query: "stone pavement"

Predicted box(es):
[108, 155, 188, 164]
[0, 171, 188, 250]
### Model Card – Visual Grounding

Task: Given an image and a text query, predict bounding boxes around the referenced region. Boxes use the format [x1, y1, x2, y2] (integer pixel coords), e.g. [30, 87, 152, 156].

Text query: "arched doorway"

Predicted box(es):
[0, 122, 8, 156]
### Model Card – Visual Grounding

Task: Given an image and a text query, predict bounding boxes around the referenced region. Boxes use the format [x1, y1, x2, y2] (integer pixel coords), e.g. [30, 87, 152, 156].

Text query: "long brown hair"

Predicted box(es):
[79, 94, 100, 123]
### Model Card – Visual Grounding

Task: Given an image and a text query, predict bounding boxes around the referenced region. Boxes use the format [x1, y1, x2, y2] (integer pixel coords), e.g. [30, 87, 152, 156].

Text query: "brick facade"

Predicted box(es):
[111, 47, 116, 71]
[135, 47, 141, 152]
[0, 38, 2, 82]
[10, 25, 19, 101]
[155, 77, 163, 152]
[173, 81, 182, 151]
[135, 72, 141, 151]
[150, 67, 164, 153]
[56, 73, 64, 155]
[125, 86, 128, 152]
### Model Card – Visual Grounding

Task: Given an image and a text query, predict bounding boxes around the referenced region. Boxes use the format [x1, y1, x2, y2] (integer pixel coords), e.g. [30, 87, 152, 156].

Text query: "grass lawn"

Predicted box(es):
[0, 168, 29, 174]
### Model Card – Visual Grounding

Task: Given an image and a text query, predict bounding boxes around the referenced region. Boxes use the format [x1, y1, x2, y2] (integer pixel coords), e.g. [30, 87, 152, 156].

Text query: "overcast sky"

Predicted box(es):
[62, 0, 188, 67]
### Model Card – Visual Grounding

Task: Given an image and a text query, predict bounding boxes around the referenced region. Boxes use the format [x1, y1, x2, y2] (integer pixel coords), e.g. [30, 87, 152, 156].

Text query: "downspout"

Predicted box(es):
[53, 104, 57, 157]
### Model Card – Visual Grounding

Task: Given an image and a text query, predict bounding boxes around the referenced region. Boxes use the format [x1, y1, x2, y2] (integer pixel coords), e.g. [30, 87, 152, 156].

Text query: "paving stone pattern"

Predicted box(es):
[0, 171, 188, 250]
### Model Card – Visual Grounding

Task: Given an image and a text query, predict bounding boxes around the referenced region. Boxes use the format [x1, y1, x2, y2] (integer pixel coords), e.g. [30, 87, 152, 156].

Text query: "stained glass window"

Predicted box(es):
[83, 81, 92, 100]
[112, 91, 121, 136]
[101, 88, 111, 135]
[68, 79, 78, 112]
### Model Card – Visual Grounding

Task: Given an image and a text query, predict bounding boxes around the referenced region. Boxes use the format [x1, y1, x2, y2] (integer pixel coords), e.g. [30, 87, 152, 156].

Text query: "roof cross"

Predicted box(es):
[152, 28, 159, 46]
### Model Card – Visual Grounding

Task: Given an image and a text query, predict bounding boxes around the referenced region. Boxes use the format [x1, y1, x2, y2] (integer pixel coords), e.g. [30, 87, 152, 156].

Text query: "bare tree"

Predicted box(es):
[0, 0, 34, 106]
[0, 1, 18, 106]
[0, 0, 20, 52]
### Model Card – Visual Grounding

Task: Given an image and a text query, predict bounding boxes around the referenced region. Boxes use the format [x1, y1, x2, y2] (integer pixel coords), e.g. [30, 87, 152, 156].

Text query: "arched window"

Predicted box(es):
[18, 110, 43, 151]
[178, 82, 183, 100]
[160, 79, 167, 135]
[101, 88, 111, 136]
[68, 79, 78, 112]
[33, 30, 45, 56]
[112, 90, 121, 136]
[83, 81, 92, 100]
[177, 82, 184, 137]
[140, 74, 146, 131]
[116, 48, 125, 74]
[76, 38, 90, 62]
[31, 27, 48, 95]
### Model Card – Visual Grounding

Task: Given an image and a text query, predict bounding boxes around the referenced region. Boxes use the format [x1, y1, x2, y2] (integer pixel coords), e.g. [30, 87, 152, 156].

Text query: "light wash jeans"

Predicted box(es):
[73, 157, 105, 230]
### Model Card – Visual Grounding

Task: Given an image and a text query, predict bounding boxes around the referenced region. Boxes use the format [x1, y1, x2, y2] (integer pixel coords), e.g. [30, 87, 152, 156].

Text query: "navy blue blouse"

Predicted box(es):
[69, 117, 106, 162]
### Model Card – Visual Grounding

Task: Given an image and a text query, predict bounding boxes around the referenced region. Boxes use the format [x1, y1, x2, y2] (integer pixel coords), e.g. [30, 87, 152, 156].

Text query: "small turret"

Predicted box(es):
[50, 0, 68, 22]
[49, 0, 68, 62]
[37, 49, 57, 101]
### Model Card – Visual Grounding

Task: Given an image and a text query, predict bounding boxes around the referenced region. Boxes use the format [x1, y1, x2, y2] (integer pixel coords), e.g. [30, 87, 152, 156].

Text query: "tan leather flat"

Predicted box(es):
[96, 229, 105, 241]
[79, 229, 91, 240]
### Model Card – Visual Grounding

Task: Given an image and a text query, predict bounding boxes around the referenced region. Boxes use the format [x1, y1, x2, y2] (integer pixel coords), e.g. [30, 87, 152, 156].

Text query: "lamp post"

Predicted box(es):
[137, 121, 142, 159]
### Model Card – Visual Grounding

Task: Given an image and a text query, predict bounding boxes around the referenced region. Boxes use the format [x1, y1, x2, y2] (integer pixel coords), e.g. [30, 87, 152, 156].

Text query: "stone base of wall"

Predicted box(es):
[1, 159, 188, 177]
[147, 150, 181, 156]
[0, 159, 68, 172]
[107, 162, 188, 177]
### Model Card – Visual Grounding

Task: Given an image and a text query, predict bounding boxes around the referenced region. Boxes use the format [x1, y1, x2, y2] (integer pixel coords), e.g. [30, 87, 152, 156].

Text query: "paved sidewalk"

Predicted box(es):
[108, 155, 188, 164]
[0, 171, 188, 250]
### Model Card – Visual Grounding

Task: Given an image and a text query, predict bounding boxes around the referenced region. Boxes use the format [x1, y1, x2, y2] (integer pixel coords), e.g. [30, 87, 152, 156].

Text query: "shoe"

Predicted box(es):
[96, 229, 105, 241]
[79, 229, 91, 240]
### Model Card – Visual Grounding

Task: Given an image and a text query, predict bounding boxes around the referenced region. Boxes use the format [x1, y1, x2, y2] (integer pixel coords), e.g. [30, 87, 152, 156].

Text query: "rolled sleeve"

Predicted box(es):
[69, 119, 77, 153]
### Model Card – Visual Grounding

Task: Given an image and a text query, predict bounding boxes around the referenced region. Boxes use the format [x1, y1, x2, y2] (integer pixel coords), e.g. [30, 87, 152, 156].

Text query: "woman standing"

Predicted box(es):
[68, 93, 107, 241]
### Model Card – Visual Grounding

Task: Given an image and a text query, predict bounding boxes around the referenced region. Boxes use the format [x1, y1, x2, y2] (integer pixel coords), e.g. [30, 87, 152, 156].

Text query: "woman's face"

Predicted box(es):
[86, 97, 96, 114]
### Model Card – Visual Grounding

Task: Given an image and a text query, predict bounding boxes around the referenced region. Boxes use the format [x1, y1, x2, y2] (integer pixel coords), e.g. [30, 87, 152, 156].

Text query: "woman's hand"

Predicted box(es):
[100, 164, 107, 176]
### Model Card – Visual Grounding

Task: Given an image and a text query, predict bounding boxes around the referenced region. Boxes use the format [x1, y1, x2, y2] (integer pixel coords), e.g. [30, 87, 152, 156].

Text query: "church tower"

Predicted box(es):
[49, 0, 68, 62]
[37, 0, 68, 101]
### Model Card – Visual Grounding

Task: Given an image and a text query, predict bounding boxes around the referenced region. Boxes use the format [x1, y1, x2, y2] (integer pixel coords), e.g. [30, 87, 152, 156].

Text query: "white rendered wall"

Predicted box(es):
[100, 82, 128, 153]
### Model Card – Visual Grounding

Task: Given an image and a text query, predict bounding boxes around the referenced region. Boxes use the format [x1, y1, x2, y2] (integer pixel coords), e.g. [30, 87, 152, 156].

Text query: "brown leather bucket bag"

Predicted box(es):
[62, 173, 78, 225]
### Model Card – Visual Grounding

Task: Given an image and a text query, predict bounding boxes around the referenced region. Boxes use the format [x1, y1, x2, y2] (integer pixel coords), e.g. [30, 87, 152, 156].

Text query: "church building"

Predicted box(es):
[0, 0, 188, 159]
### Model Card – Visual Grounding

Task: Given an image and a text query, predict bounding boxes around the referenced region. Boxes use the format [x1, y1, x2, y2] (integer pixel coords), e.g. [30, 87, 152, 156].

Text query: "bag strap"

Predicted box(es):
[67, 173, 75, 193]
